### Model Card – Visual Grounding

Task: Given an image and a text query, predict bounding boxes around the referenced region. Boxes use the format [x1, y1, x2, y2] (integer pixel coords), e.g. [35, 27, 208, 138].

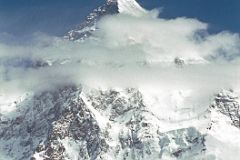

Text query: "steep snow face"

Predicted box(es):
[107, 0, 147, 16]
[0, 94, 21, 114]
[117, 0, 147, 17]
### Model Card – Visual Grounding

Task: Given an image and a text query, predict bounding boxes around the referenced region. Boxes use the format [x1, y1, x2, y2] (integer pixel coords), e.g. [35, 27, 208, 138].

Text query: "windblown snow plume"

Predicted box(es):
[0, 0, 240, 160]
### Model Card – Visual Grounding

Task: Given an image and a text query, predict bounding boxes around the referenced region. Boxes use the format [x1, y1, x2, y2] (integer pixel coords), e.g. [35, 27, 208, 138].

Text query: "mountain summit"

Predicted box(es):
[65, 0, 147, 41]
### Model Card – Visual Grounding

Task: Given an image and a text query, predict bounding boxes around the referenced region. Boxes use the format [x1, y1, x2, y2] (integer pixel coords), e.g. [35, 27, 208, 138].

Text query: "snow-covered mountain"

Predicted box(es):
[64, 0, 147, 41]
[1, 86, 240, 160]
[0, 0, 240, 160]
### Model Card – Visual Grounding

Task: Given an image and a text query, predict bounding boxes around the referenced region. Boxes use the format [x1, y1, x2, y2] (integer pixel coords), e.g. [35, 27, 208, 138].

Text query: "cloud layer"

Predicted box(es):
[0, 12, 240, 97]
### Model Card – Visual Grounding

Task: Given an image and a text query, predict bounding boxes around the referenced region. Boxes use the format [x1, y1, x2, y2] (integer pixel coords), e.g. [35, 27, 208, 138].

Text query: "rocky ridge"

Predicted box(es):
[0, 86, 210, 160]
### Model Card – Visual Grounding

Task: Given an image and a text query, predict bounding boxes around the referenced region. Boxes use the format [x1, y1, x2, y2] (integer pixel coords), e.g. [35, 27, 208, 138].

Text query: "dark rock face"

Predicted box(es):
[35, 94, 106, 160]
[211, 90, 240, 128]
[0, 85, 80, 160]
[64, 0, 118, 41]
[174, 57, 185, 67]
[86, 88, 145, 121]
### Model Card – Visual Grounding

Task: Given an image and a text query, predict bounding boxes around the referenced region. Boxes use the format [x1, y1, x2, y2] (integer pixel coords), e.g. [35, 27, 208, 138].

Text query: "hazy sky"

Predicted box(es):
[0, 0, 239, 38]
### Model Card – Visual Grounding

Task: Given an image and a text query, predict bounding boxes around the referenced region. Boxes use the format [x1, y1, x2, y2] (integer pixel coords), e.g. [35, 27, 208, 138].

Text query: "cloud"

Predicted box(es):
[0, 12, 239, 98]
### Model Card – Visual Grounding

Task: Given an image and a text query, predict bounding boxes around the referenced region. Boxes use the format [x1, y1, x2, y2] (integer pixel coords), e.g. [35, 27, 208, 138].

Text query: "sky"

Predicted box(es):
[0, 0, 239, 38]
[0, 0, 104, 36]
[139, 0, 240, 33]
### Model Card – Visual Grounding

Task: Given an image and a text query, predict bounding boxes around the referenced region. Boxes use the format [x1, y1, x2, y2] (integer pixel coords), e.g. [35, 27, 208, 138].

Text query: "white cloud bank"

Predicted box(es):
[0, 12, 239, 93]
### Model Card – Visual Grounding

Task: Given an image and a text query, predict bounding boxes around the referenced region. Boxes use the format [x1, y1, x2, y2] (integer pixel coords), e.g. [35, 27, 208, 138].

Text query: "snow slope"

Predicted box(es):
[117, 0, 147, 17]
